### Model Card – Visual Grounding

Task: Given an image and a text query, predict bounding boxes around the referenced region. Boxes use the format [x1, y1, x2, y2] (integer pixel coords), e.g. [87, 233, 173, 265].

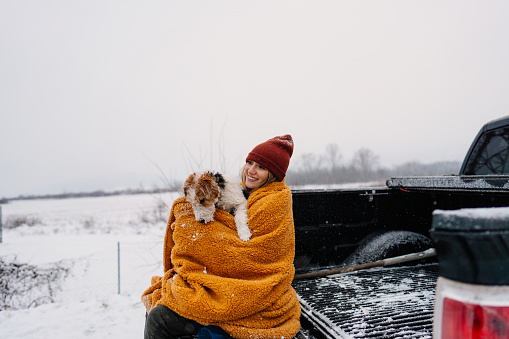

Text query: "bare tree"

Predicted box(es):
[323, 143, 342, 173]
[142, 152, 181, 192]
[352, 148, 379, 180]
[298, 153, 323, 173]
[182, 141, 208, 171]
[181, 118, 235, 174]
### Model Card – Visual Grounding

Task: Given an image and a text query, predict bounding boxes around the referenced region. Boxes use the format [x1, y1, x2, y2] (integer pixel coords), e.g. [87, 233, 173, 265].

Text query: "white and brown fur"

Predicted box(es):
[183, 170, 251, 241]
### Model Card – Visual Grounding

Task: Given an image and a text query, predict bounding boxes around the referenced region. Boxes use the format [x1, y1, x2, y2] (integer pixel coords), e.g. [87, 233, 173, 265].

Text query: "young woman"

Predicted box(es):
[142, 135, 300, 339]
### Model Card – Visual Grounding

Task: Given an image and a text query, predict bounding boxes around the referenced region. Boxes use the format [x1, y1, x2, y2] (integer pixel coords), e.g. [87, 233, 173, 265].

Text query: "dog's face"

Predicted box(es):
[183, 171, 220, 209]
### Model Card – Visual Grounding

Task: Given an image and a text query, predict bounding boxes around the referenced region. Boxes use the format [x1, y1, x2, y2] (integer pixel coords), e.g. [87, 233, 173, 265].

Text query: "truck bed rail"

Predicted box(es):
[387, 175, 509, 191]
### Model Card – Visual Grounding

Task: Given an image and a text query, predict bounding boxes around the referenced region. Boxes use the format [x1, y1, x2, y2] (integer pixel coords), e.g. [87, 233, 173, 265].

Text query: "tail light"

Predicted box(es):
[434, 276, 509, 338]
[431, 207, 509, 339]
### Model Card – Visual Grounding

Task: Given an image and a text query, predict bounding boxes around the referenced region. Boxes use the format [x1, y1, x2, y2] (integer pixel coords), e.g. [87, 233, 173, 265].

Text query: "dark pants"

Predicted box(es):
[144, 305, 199, 339]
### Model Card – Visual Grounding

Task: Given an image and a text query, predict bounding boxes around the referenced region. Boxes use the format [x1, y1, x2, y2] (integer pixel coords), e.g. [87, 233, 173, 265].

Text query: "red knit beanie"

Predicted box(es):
[246, 134, 294, 181]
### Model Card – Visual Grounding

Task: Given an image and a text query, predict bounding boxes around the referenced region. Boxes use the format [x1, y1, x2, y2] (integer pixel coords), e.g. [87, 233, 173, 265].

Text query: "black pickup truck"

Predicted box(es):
[291, 115, 509, 338]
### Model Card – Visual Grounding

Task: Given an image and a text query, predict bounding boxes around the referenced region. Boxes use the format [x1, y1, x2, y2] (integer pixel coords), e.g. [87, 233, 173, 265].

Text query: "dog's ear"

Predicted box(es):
[183, 172, 196, 196]
[211, 172, 226, 189]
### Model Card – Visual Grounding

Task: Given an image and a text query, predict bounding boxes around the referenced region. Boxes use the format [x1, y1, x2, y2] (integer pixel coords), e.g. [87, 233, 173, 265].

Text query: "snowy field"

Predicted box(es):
[0, 183, 386, 338]
[0, 192, 180, 339]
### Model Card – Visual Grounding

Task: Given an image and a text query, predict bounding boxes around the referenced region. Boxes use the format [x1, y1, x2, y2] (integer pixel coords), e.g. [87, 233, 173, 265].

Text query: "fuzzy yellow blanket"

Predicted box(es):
[141, 181, 301, 339]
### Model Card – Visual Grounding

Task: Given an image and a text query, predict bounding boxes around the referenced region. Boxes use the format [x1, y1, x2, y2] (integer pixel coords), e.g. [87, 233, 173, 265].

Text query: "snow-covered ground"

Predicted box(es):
[0, 182, 386, 338]
[0, 192, 179, 339]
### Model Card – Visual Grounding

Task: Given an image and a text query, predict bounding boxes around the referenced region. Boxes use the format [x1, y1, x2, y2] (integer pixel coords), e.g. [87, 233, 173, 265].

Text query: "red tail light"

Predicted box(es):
[441, 297, 509, 338]
[434, 276, 509, 339]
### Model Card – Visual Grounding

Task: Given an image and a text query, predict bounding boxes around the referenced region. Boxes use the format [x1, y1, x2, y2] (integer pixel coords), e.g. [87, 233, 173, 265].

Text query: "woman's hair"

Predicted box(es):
[240, 164, 279, 196]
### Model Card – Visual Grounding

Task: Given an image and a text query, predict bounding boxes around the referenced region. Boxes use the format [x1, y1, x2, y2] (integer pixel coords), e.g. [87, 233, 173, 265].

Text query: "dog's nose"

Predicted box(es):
[199, 219, 205, 223]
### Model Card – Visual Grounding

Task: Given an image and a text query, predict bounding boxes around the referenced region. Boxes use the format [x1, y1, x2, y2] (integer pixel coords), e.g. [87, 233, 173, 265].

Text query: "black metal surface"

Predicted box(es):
[291, 185, 509, 275]
[293, 263, 439, 339]
[291, 189, 385, 272]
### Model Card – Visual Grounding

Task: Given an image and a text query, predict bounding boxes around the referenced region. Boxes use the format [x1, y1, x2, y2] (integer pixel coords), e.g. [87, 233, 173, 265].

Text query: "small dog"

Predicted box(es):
[183, 170, 251, 241]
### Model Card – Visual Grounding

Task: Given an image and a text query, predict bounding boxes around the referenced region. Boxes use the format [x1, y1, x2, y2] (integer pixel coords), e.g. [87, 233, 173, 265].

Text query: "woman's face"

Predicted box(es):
[244, 160, 269, 189]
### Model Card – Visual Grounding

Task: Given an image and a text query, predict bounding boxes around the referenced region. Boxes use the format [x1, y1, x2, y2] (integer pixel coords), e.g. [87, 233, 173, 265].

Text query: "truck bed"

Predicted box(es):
[293, 263, 438, 339]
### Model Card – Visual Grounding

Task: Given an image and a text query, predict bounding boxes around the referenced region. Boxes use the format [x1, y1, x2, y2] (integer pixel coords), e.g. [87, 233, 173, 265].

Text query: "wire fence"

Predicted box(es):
[117, 241, 164, 296]
[54, 240, 164, 304]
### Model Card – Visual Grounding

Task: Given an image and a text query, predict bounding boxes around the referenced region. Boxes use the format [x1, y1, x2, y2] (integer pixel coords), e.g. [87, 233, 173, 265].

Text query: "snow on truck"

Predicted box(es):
[290, 115, 509, 338]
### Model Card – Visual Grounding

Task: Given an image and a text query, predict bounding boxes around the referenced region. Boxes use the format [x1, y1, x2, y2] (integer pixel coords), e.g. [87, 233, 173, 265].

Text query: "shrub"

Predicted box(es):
[0, 257, 71, 310]
[4, 215, 42, 229]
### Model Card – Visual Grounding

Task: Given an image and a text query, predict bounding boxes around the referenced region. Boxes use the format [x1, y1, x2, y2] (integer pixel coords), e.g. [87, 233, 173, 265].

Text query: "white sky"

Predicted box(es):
[1, 1, 509, 197]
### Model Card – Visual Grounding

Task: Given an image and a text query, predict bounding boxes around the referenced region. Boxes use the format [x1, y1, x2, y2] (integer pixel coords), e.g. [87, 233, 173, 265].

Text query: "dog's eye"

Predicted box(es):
[200, 199, 205, 204]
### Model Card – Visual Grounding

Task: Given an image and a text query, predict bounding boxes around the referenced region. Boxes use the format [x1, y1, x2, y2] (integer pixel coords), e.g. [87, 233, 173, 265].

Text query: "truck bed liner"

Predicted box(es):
[293, 263, 439, 338]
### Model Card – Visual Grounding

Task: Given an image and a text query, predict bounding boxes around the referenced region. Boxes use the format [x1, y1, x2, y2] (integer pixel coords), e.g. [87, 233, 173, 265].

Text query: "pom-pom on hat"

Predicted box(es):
[246, 134, 294, 181]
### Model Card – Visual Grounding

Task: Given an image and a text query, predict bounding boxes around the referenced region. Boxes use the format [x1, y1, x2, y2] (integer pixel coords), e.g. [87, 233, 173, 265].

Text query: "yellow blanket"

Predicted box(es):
[141, 181, 301, 339]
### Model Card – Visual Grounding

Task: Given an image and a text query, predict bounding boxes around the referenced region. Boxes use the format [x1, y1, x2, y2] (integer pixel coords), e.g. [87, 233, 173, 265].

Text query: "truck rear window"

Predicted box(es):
[463, 128, 509, 175]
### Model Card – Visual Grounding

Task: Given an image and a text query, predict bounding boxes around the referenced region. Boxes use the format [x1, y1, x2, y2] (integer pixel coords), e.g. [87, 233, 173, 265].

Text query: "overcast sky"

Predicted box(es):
[1, 1, 509, 198]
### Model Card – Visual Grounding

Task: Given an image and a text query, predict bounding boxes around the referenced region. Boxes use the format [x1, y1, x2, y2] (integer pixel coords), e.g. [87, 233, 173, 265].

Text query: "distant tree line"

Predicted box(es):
[285, 143, 461, 186]
[3, 144, 462, 202]
[1, 187, 171, 203]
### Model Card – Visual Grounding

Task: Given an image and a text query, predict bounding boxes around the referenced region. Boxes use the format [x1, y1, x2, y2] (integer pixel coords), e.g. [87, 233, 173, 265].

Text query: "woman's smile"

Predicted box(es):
[247, 174, 258, 182]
